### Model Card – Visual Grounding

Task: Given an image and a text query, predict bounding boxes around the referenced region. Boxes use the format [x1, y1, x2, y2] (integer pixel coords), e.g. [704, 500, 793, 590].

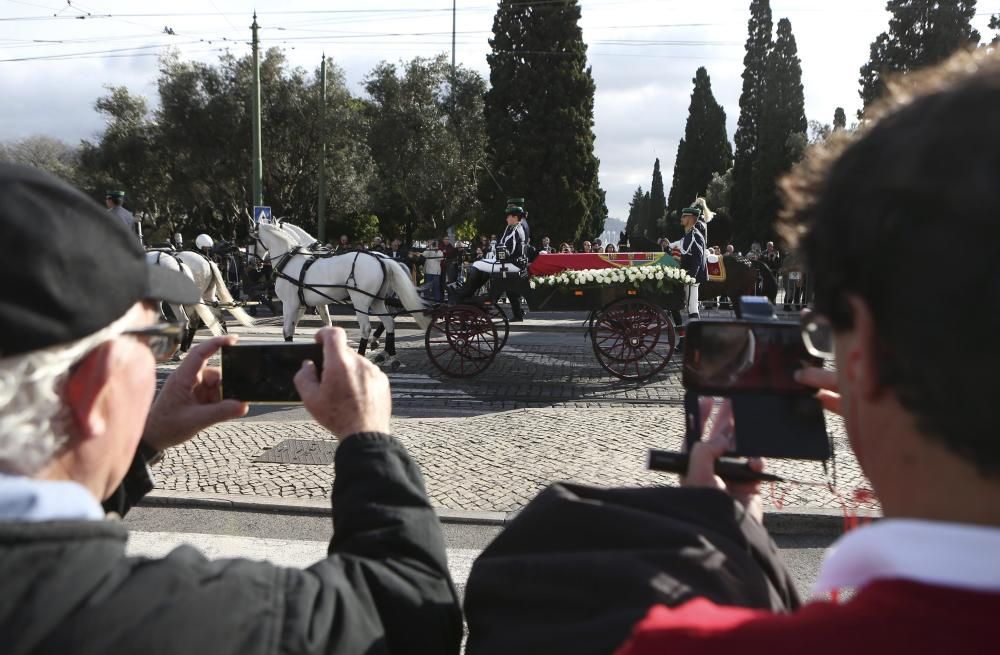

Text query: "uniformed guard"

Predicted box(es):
[449, 199, 528, 320]
[677, 205, 707, 322]
[105, 190, 139, 242]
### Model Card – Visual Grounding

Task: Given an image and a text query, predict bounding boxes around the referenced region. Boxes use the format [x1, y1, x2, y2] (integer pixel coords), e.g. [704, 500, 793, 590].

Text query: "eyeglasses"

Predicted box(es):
[121, 322, 186, 361]
[800, 310, 834, 359]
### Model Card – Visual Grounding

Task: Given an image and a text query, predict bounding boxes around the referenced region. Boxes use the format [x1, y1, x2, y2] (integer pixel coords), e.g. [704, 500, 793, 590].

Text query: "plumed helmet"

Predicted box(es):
[195, 234, 214, 250]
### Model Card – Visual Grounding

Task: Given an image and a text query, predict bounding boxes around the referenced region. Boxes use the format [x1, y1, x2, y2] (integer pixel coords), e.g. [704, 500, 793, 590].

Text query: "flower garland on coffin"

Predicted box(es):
[529, 265, 695, 291]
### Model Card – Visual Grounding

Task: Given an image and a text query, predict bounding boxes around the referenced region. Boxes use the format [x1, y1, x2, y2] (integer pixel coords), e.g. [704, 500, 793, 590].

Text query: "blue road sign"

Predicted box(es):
[253, 206, 272, 225]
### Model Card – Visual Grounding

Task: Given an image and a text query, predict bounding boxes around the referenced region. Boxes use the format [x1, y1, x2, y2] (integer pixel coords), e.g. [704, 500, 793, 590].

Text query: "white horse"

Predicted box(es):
[250, 222, 430, 368]
[146, 249, 256, 350]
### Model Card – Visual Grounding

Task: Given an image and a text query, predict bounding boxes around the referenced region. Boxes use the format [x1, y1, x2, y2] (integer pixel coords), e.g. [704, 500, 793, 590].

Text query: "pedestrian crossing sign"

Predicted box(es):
[253, 206, 272, 225]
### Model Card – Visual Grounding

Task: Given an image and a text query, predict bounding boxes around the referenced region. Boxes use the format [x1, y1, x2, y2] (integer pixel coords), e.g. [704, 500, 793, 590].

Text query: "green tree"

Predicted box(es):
[624, 186, 645, 240]
[666, 67, 732, 220]
[365, 55, 485, 242]
[749, 17, 806, 244]
[0, 135, 81, 185]
[731, 0, 773, 231]
[859, 0, 980, 115]
[482, 0, 606, 243]
[991, 13, 1000, 43]
[833, 107, 847, 130]
[636, 158, 667, 239]
[81, 50, 372, 244]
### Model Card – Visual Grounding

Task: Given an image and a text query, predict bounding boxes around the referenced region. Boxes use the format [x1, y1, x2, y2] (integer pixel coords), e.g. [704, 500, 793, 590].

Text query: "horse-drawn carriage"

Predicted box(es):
[242, 219, 777, 382]
[425, 252, 695, 381]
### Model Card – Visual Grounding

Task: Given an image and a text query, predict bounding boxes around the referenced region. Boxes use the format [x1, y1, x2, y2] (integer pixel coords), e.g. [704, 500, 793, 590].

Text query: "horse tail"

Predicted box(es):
[208, 260, 256, 328]
[191, 302, 226, 337]
[750, 260, 778, 303]
[385, 260, 430, 330]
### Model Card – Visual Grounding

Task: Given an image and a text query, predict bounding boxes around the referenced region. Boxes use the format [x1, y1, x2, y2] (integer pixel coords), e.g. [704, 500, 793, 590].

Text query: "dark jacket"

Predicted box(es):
[464, 483, 799, 655]
[0, 433, 462, 655]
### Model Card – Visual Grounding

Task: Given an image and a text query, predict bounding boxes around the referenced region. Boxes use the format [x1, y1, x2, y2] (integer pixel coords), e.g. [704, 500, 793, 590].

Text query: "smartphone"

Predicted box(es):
[221, 343, 323, 403]
[682, 320, 822, 395]
[682, 320, 831, 461]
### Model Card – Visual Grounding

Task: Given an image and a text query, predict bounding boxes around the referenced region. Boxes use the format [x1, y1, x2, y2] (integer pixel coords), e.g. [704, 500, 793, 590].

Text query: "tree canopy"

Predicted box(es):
[859, 0, 980, 114]
[482, 0, 606, 244]
[666, 67, 732, 226]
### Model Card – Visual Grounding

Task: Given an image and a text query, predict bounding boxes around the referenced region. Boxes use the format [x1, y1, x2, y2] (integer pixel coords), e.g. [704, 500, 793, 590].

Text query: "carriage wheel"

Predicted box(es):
[590, 298, 675, 381]
[425, 305, 500, 378]
[484, 303, 510, 350]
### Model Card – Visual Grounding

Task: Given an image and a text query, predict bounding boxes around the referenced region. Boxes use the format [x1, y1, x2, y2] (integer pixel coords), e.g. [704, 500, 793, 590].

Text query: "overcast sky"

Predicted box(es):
[1, 0, 997, 219]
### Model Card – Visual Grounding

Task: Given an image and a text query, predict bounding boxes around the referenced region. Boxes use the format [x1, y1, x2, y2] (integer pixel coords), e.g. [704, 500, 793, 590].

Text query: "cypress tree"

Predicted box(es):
[624, 186, 645, 240]
[750, 17, 806, 243]
[637, 158, 667, 239]
[482, 0, 606, 243]
[666, 67, 732, 218]
[833, 107, 847, 130]
[731, 0, 773, 233]
[859, 1, 980, 115]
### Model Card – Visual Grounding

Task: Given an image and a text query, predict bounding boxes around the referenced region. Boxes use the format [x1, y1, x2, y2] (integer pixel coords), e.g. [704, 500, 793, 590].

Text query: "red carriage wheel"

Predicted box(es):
[590, 298, 675, 380]
[484, 302, 510, 350]
[425, 305, 500, 377]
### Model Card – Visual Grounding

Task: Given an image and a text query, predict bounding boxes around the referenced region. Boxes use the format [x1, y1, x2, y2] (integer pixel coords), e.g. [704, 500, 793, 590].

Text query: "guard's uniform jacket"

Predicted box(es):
[472, 222, 526, 274]
[679, 227, 707, 283]
[108, 205, 136, 233]
[0, 433, 462, 655]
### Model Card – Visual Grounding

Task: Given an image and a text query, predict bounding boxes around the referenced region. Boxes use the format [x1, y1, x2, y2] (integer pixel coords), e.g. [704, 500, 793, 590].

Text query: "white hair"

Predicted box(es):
[0, 312, 133, 476]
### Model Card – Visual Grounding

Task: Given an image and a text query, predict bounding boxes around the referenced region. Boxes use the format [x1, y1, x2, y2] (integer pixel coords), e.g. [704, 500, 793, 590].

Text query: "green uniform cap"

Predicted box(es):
[681, 206, 701, 217]
[105, 190, 126, 199]
[505, 197, 525, 216]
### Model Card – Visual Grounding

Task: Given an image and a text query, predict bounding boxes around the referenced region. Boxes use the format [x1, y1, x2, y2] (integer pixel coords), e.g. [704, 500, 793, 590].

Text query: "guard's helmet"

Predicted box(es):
[195, 234, 214, 250]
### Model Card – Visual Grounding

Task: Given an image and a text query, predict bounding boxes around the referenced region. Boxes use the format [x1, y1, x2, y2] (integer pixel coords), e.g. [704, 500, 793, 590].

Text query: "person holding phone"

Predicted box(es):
[615, 49, 1000, 654]
[0, 164, 461, 654]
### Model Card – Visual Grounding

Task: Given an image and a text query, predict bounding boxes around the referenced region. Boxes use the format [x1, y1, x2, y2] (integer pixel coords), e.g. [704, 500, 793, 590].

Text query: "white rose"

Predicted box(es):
[530, 280, 536, 289]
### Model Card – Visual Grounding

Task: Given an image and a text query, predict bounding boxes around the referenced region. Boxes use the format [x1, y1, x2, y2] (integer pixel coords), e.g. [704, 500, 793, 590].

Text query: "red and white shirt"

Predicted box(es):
[615, 519, 1000, 654]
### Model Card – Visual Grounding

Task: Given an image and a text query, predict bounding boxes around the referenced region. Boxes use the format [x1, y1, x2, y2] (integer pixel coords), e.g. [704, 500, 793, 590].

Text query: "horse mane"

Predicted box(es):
[692, 197, 715, 223]
[259, 221, 298, 252]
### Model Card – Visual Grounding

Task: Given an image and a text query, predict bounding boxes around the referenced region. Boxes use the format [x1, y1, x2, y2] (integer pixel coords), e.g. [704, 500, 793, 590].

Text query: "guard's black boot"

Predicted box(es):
[510, 294, 525, 322]
[448, 268, 487, 302]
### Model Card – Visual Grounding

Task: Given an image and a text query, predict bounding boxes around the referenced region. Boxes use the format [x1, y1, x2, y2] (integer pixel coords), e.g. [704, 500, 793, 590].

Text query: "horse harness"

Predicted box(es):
[270, 246, 406, 316]
[150, 249, 191, 283]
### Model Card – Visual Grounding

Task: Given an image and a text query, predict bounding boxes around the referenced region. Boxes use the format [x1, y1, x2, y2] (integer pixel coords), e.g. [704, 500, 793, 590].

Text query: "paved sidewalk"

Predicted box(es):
[153, 407, 879, 515]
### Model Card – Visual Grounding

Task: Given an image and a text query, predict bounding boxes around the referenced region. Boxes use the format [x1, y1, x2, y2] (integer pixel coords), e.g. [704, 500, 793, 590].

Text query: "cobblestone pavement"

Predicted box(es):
[155, 407, 879, 514]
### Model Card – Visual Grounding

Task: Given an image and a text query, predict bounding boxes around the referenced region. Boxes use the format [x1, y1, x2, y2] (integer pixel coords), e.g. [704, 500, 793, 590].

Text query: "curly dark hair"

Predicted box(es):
[778, 49, 1000, 477]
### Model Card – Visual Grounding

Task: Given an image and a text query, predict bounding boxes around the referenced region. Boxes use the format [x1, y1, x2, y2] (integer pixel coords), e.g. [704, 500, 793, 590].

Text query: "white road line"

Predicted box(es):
[126, 531, 480, 585]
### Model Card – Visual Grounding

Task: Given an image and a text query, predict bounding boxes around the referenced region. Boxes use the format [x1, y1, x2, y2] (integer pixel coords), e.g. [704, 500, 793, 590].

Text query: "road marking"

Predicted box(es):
[126, 530, 480, 585]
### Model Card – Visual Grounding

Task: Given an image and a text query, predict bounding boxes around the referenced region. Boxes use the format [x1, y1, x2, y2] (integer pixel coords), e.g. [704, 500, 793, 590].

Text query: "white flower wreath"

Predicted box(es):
[529, 265, 695, 291]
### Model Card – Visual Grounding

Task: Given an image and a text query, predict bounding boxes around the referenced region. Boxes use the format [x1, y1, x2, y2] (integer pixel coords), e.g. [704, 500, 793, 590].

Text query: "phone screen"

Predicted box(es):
[682, 321, 821, 395]
[221, 343, 323, 403]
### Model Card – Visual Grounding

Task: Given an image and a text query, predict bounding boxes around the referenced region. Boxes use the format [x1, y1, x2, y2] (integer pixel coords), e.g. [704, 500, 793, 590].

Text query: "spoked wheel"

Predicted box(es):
[425, 305, 501, 377]
[591, 298, 675, 380]
[483, 302, 510, 350]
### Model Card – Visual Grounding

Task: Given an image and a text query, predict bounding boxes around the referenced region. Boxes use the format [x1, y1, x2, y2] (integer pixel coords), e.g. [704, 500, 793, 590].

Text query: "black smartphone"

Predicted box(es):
[221, 343, 323, 403]
[682, 320, 821, 395]
[682, 320, 831, 461]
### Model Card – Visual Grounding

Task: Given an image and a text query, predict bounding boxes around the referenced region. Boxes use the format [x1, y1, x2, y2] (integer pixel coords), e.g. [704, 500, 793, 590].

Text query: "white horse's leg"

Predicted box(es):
[317, 304, 333, 327]
[282, 299, 302, 342]
[351, 292, 373, 355]
[371, 303, 401, 370]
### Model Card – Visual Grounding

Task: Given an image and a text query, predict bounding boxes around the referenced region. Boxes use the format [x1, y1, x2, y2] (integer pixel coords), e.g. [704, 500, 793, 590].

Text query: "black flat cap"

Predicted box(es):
[0, 163, 200, 358]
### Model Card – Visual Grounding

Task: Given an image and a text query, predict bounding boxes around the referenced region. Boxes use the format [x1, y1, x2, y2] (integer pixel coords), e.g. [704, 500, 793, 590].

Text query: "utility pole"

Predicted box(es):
[451, 0, 456, 111]
[317, 54, 328, 243]
[250, 12, 263, 208]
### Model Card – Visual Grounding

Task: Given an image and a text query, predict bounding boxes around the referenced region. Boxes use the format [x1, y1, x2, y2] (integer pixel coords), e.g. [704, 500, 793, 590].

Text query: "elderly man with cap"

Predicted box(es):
[0, 164, 461, 653]
[104, 189, 139, 240]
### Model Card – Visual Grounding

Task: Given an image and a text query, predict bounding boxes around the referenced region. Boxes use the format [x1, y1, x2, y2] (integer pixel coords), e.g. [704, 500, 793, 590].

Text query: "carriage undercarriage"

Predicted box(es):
[424, 273, 682, 382]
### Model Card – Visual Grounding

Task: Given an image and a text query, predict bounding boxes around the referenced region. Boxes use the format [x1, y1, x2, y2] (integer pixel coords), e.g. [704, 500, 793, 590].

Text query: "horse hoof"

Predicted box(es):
[370, 340, 380, 350]
[390, 359, 402, 371]
[284, 336, 293, 343]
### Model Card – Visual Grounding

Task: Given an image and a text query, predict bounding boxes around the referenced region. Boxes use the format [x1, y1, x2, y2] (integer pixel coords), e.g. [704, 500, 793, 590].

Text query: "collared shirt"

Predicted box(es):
[0, 473, 103, 522]
[108, 205, 135, 231]
[813, 518, 1000, 596]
